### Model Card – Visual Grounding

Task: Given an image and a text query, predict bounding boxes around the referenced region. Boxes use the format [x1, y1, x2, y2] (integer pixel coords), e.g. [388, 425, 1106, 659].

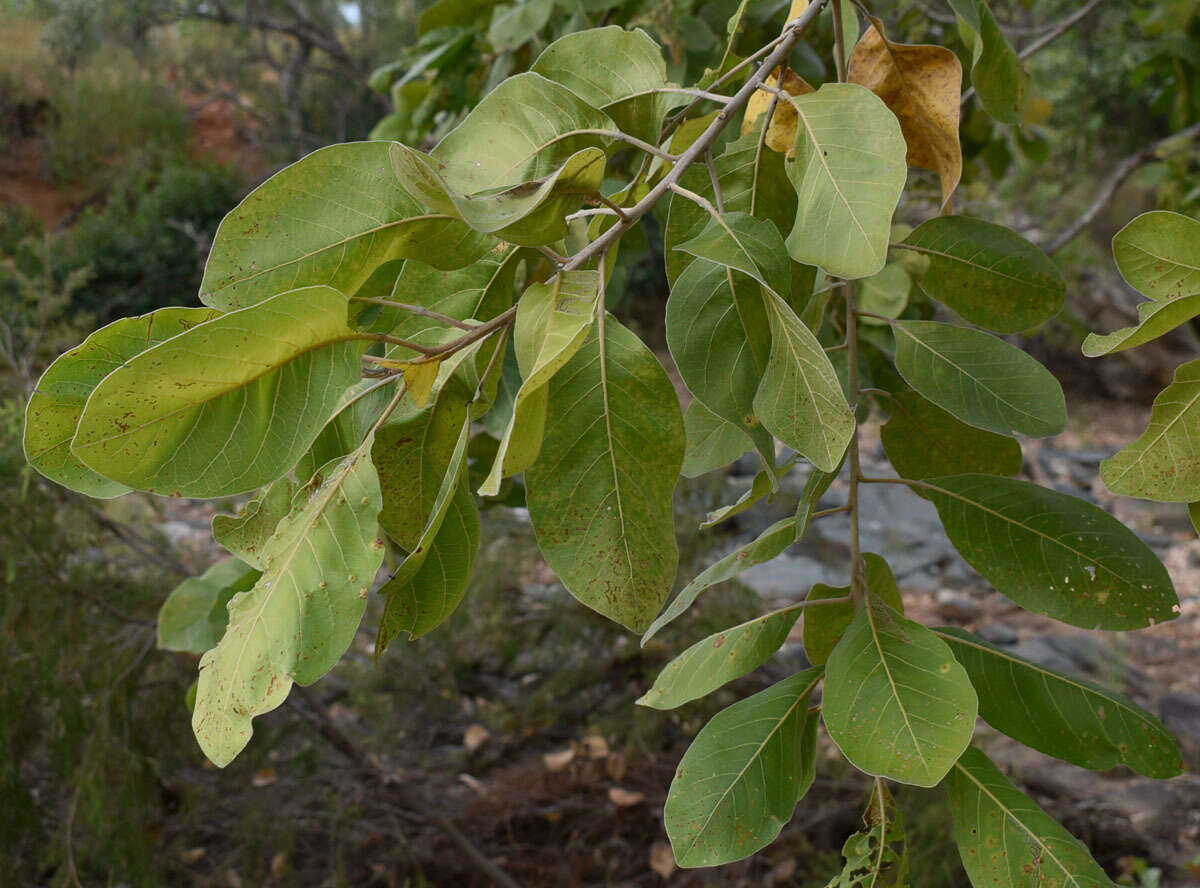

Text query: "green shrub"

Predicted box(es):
[61, 161, 243, 320]
[43, 55, 190, 187]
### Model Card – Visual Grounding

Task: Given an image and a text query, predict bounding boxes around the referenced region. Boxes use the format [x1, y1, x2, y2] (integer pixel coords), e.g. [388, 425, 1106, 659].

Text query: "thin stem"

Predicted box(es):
[811, 504, 852, 519]
[662, 25, 796, 136]
[593, 191, 631, 223]
[362, 306, 519, 363]
[782, 595, 853, 615]
[349, 296, 474, 329]
[961, 0, 1104, 107]
[655, 86, 738, 104]
[824, 342, 849, 353]
[845, 281, 864, 610]
[1046, 120, 1200, 254]
[859, 476, 916, 486]
[565, 207, 619, 222]
[356, 333, 437, 355]
[558, 0, 831, 275]
[474, 324, 510, 402]
[854, 309, 894, 323]
[572, 128, 679, 161]
[859, 386, 892, 399]
[669, 182, 722, 221]
[705, 151, 726, 214]
[832, 0, 849, 82]
[536, 244, 568, 265]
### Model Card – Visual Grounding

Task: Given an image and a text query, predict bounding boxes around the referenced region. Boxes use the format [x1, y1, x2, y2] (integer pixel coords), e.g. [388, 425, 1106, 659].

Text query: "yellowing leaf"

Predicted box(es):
[785, 0, 809, 21]
[848, 18, 963, 208]
[741, 68, 814, 153]
[398, 359, 442, 407]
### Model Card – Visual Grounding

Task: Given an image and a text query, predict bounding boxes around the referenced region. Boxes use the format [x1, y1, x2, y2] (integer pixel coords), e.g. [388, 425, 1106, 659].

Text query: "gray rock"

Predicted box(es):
[935, 588, 980, 621]
[739, 555, 845, 605]
[974, 623, 1019, 646]
[1161, 691, 1200, 771]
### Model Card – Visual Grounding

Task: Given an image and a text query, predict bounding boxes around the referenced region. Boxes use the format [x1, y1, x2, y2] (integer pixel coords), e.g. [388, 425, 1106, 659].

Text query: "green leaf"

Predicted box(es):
[857, 262, 911, 325]
[643, 517, 796, 644]
[681, 400, 751, 478]
[24, 306, 219, 498]
[1082, 293, 1200, 356]
[823, 592, 977, 786]
[784, 83, 908, 280]
[531, 26, 680, 144]
[213, 479, 297, 570]
[378, 478, 480, 647]
[1191, 501, 1200, 536]
[375, 394, 469, 551]
[639, 606, 800, 710]
[1101, 359, 1200, 502]
[824, 783, 907, 888]
[702, 461, 796, 529]
[947, 747, 1117, 888]
[794, 455, 845, 543]
[526, 314, 684, 632]
[880, 391, 1022, 485]
[200, 143, 494, 312]
[665, 668, 822, 867]
[193, 450, 384, 767]
[901, 216, 1065, 333]
[480, 271, 599, 495]
[71, 286, 368, 498]
[919, 474, 1179, 630]
[431, 73, 616, 194]
[892, 320, 1067, 438]
[158, 558, 259, 655]
[936, 627, 1182, 778]
[665, 131, 796, 286]
[1111, 210, 1200, 301]
[802, 552, 904, 667]
[675, 211, 791, 297]
[753, 289, 855, 472]
[666, 258, 778, 478]
[951, 0, 1028, 124]
[296, 380, 397, 482]
[390, 141, 606, 246]
[419, 0, 501, 33]
[487, 0, 553, 51]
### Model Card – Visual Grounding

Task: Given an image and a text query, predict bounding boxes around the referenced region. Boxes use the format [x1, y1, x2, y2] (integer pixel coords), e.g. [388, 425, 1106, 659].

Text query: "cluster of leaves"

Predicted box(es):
[23, 0, 1188, 883]
[1086, 210, 1200, 520]
[366, 0, 855, 148]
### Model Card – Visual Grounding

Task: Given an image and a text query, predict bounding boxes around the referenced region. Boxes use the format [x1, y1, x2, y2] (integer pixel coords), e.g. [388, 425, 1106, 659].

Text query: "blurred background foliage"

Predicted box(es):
[0, 0, 1198, 885]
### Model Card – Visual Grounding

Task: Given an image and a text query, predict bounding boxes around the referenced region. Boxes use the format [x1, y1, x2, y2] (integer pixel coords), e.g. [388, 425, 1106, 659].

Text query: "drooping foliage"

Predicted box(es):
[25, 1, 1188, 882]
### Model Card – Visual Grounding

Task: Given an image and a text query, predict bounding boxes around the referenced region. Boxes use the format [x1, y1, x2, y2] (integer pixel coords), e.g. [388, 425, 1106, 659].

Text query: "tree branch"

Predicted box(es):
[1045, 121, 1200, 254]
[560, 0, 832, 276]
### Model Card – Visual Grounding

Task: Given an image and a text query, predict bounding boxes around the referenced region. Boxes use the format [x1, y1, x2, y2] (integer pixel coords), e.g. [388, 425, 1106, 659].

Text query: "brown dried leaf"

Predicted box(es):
[848, 17, 963, 208]
[543, 746, 576, 771]
[463, 723, 490, 751]
[251, 767, 277, 787]
[650, 841, 677, 879]
[608, 786, 646, 807]
[741, 68, 814, 153]
[606, 750, 628, 782]
[580, 734, 610, 758]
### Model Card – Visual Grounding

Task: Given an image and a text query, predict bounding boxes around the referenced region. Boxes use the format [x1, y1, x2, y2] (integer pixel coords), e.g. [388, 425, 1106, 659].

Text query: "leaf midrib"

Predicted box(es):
[75, 332, 363, 451]
[894, 324, 1051, 429]
[953, 760, 1087, 887]
[919, 478, 1139, 589]
[681, 673, 820, 859]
